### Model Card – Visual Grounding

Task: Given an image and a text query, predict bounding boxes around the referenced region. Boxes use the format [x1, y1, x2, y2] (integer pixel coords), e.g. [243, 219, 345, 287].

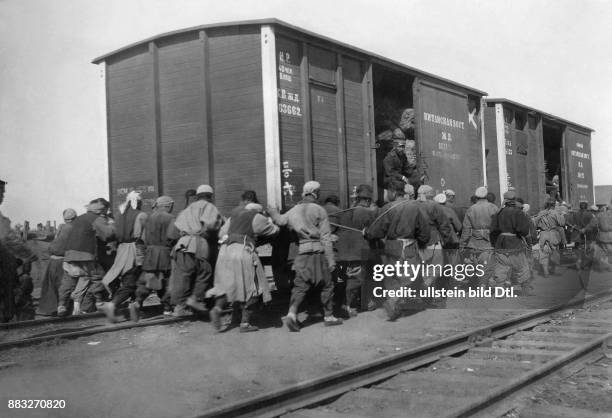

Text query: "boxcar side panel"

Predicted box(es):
[343, 57, 368, 197]
[276, 36, 304, 208]
[208, 28, 266, 215]
[526, 114, 545, 211]
[106, 47, 157, 210]
[310, 85, 340, 201]
[564, 128, 594, 207]
[415, 80, 474, 207]
[483, 105, 499, 200]
[157, 33, 207, 207]
[467, 96, 484, 191]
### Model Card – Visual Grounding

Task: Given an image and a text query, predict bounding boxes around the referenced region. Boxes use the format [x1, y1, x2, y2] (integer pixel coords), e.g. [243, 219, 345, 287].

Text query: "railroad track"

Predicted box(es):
[199, 289, 612, 418]
[0, 305, 195, 351]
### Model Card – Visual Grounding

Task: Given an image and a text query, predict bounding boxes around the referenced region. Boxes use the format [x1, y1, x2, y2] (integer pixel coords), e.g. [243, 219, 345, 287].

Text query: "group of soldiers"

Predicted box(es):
[2, 174, 612, 331]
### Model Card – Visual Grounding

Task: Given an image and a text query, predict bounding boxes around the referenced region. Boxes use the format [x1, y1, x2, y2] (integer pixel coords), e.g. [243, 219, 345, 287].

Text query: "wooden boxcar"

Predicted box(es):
[93, 19, 488, 214]
[483, 98, 594, 211]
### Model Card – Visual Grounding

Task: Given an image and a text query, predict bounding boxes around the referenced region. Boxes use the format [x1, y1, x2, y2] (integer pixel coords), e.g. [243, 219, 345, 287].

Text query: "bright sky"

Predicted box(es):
[1, 0, 611, 224]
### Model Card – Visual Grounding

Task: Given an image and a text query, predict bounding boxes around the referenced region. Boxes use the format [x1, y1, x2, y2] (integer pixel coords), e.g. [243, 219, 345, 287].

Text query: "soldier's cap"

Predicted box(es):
[579, 199, 589, 204]
[302, 180, 321, 197]
[444, 189, 455, 197]
[62, 208, 77, 221]
[503, 190, 516, 201]
[418, 185, 434, 196]
[404, 183, 415, 196]
[196, 184, 214, 194]
[153, 195, 174, 208]
[434, 193, 447, 204]
[392, 138, 406, 146]
[475, 186, 488, 198]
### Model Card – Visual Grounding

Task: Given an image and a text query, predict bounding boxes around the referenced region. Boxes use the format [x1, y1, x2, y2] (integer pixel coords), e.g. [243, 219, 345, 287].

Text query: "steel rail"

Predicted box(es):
[0, 304, 165, 330]
[0, 315, 194, 351]
[455, 330, 612, 417]
[197, 289, 612, 418]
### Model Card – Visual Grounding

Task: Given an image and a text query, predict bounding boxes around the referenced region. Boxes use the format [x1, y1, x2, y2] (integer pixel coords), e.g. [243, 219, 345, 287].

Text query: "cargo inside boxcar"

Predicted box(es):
[372, 64, 416, 204]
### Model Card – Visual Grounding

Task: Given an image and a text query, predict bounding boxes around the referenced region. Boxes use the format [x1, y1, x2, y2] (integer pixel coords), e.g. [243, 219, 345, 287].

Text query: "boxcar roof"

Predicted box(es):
[486, 98, 594, 133]
[92, 18, 487, 96]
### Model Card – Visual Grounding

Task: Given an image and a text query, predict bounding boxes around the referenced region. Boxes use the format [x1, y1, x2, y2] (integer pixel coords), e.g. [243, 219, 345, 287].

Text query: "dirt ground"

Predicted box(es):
[1, 269, 609, 418]
[0, 307, 521, 418]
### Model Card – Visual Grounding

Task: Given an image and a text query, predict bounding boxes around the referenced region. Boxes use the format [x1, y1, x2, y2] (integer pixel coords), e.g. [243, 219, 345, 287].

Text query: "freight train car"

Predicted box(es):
[483, 99, 594, 211]
[92, 19, 487, 214]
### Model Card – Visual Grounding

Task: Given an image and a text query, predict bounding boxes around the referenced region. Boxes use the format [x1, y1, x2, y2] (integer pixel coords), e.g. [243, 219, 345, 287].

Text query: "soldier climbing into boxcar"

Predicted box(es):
[209, 203, 279, 333]
[489, 191, 532, 295]
[58, 199, 114, 316]
[382, 138, 422, 202]
[365, 180, 430, 320]
[170, 185, 223, 317]
[268, 181, 343, 331]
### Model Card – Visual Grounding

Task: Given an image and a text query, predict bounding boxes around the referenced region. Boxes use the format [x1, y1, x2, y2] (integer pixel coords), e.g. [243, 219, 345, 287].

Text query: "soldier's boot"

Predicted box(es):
[128, 301, 141, 322]
[101, 302, 120, 323]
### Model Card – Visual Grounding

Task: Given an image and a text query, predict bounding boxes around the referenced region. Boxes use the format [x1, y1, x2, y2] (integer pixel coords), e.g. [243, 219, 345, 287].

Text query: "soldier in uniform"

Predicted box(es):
[268, 181, 343, 331]
[460, 187, 499, 286]
[534, 199, 566, 277]
[417, 185, 452, 289]
[129, 196, 176, 321]
[382, 139, 422, 201]
[209, 203, 279, 332]
[58, 199, 114, 316]
[335, 185, 376, 317]
[489, 191, 532, 295]
[570, 201, 595, 270]
[587, 199, 612, 271]
[444, 189, 466, 223]
[170, 185, 223, 316]
[434, 193, 462, 268]
[365, 180, 430, 320]
[101, 191, 148, 322]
